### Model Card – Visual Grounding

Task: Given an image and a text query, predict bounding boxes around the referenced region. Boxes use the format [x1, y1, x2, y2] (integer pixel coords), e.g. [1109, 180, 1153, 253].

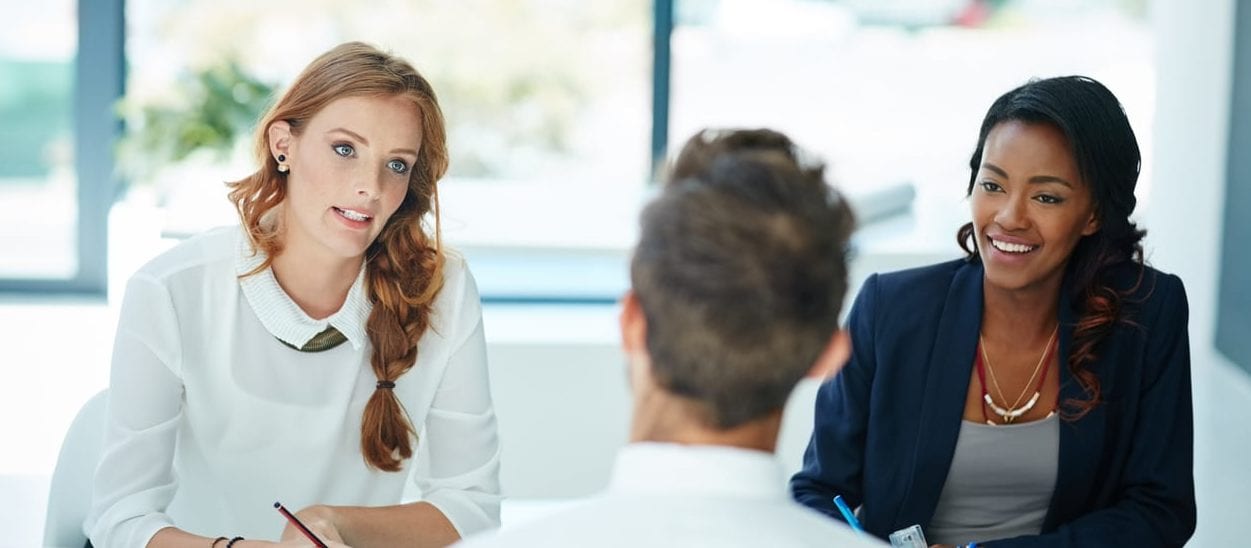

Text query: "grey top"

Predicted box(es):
[926, 414, 1060, 545]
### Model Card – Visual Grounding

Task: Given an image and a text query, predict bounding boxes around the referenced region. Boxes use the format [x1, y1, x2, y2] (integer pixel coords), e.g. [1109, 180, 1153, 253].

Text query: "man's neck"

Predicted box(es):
[628, 390, 782, 453]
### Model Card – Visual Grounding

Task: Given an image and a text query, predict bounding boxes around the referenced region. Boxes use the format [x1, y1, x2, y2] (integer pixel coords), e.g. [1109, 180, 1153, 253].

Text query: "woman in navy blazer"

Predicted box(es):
[792, 76, 1195, 547]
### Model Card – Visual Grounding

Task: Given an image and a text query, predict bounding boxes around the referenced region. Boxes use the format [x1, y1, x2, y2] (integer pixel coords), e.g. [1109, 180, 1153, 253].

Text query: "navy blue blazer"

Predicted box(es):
[791, 258, 1195, 547]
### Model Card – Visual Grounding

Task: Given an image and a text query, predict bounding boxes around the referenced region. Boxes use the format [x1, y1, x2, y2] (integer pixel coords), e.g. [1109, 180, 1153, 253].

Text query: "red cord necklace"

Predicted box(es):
[974, 327, 1057, 425]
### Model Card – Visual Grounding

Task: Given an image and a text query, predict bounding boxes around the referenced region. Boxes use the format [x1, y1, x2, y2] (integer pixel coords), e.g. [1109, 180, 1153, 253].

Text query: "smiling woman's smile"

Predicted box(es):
[987, 236, 1038, 254]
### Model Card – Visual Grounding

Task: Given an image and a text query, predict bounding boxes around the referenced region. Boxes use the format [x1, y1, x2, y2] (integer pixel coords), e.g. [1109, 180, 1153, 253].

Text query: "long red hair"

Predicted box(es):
[227, 42, 449, 471]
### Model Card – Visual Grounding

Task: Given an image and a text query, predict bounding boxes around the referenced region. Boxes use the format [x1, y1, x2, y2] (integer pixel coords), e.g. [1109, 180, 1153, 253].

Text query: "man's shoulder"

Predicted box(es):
[455, 499, 614, 548]
[459, 497, 885, 547]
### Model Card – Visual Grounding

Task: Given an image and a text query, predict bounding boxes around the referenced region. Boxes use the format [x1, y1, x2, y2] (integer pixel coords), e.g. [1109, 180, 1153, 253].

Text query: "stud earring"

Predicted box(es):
[276, 154, 289, 174]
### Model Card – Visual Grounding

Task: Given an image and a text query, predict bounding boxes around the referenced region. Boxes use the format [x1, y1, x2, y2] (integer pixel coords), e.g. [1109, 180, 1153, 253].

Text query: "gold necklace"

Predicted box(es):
[979, 324, 1058, 423]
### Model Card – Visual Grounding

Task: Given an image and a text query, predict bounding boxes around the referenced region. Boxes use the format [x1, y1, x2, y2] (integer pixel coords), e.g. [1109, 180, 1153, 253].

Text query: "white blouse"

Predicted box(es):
[86, 226, 501, 547]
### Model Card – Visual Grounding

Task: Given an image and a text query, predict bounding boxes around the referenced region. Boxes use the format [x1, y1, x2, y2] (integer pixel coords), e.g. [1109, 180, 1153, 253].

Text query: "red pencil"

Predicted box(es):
[274, 501, 329, 548]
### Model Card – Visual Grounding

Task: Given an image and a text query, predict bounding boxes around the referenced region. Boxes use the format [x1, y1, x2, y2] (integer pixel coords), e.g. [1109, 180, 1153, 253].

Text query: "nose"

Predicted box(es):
[993, 194, 1029, 231]
[355, 166, 386, 201]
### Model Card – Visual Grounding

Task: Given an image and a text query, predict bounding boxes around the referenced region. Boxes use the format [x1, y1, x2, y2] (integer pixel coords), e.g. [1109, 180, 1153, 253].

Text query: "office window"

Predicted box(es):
[669, 0, 1154, 250]
[122, 2, 650, 241]
[0, 2, 77, 279]
[118, 0, 1154, 300]
[1217, 0, 1251, 373]
[122, 0, 650, 300]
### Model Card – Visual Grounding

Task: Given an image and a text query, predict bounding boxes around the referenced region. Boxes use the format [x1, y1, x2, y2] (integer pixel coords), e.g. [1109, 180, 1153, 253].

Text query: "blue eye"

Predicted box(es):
[980, 181, 1003, 193]
[387, 159, 409, 174]
[333, 143, 354, 157]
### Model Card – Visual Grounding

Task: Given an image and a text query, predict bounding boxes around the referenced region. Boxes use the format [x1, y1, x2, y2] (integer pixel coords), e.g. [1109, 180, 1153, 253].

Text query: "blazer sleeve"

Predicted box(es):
[790, 273, 880, 521]
[989, 274, 1196, 547]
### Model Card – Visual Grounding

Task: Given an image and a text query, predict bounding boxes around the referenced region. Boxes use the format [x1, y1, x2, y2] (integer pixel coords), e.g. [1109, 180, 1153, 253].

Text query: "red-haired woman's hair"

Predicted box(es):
[958, 76, 1149, 421]
[227, 42, 449, 471]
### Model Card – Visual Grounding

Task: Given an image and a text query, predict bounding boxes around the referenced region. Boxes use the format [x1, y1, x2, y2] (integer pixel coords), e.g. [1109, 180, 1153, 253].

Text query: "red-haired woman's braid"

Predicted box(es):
[360, 217, 443, 472]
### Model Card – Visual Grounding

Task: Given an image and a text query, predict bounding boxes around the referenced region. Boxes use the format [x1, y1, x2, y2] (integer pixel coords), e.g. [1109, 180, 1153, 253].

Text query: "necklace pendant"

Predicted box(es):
[984, 392, 1039, 424]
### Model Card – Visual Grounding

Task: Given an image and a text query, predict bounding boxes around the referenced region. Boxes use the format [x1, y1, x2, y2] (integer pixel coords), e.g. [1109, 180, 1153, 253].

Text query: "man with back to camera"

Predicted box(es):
[458, 128, 884, 547]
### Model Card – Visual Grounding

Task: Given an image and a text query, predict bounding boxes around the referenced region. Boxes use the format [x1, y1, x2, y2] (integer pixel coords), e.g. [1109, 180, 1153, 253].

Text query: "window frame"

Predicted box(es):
[0, 0, 124, 296]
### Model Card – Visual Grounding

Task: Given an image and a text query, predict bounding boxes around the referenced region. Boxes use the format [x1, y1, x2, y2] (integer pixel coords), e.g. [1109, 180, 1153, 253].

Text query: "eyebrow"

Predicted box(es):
[328, 128, 419, 157]
[982, 162, 1074, 188]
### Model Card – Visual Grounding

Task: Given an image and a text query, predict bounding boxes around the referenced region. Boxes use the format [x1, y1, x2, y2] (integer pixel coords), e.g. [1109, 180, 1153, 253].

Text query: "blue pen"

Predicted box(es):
[832, 495, 865, 536]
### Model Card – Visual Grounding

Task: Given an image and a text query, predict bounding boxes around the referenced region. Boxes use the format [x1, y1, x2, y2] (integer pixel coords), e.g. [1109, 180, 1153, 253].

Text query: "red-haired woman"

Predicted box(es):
[87, 42, 499, 548]
[792, 76, 1195, 547]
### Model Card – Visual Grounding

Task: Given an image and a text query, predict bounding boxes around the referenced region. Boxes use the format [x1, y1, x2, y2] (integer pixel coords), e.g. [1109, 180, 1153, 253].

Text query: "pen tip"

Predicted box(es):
[274, 501, 281, 508]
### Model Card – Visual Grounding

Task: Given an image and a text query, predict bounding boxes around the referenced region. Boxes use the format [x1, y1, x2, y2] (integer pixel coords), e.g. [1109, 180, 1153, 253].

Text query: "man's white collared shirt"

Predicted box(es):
[460, 442, 884, 547]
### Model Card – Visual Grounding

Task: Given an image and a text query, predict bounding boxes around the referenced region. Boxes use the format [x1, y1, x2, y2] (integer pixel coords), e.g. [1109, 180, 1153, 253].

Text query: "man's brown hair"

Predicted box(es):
[631, 128, 855, 428]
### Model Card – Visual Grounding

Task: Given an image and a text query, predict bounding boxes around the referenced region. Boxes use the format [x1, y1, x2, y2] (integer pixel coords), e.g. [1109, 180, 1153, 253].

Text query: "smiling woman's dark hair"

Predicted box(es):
[956, 75, 1147, 420]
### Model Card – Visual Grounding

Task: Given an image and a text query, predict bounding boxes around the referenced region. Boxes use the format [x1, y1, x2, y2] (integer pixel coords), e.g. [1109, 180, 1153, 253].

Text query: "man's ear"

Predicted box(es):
[268, 120, 293, 161]
[806, 329, 851, 381]
[619, 290, 648, 357]
[619, 290, 656, 393]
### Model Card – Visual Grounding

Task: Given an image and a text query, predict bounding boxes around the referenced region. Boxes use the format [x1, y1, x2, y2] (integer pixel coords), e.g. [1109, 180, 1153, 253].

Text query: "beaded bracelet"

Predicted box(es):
[225, 537, 244, 548]
[210, 537, 229, 548]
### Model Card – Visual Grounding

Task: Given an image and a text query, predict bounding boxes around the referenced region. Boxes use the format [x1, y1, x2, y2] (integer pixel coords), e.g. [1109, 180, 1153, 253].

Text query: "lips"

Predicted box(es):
[988, 236, 1038, 254]
[334, 207, 372, 222]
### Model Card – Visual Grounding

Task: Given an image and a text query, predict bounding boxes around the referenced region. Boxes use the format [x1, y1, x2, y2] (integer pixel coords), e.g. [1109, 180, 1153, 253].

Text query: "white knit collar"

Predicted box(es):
[235, 231, 371, 351]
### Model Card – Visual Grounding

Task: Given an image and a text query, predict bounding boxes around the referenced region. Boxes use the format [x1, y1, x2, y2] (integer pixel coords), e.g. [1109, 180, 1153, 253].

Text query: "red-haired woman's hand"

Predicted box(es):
[278, 504, 347, 547]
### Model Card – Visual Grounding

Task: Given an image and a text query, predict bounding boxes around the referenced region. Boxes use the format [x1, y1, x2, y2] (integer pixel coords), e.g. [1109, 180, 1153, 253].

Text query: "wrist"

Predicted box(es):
[208, 536, 247, 548]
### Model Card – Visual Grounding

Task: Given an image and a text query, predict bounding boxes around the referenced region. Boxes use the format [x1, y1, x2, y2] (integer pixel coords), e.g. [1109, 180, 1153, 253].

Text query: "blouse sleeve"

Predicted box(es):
[413, 267, 502, 536]
[790, 273, 880, 521]
[85, 273, 186, 547]
[989, 273, 1196, 547]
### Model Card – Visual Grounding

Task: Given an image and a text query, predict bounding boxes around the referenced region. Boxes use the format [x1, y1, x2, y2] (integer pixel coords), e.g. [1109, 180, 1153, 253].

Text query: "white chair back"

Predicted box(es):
[43, 389, 107, 548]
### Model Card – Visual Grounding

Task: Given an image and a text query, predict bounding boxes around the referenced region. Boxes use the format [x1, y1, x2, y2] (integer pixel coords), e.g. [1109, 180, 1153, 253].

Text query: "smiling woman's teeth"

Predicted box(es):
[336, 208, 369, 222]
[991, 239, 1034, 253]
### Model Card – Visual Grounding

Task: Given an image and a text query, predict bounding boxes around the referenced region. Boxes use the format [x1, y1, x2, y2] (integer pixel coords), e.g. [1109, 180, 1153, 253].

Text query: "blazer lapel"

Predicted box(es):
[896, 260, 984, 529]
